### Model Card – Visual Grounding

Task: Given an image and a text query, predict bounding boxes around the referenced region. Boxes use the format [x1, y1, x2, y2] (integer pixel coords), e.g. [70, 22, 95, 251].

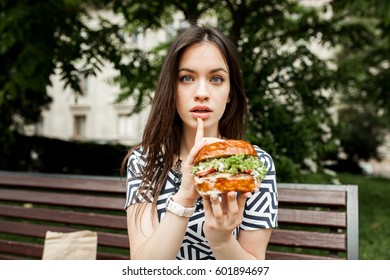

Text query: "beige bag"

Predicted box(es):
[42, 230, 97, 260]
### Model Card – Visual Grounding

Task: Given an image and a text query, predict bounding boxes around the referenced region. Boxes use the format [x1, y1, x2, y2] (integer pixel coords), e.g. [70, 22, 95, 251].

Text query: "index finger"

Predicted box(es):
[195, 118, 204, 144]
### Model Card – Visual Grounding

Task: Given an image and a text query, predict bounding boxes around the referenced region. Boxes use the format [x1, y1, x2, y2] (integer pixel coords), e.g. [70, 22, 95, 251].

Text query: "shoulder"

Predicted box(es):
[127, 145, 146, 175]
[252, 144, 275, 171]
[129, 145, 144, 159]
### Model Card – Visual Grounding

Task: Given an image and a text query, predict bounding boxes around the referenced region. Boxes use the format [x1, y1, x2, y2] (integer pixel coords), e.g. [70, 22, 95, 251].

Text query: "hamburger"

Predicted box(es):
[192, 140, 267, 195]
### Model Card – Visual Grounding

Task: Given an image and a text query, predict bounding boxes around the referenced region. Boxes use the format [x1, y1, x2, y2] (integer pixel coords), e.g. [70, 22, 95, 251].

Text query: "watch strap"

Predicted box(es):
[165, 194, 196, 218]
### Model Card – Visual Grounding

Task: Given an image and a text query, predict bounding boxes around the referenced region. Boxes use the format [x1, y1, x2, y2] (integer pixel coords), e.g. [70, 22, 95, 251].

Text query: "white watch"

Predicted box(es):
[165, 194, 196, 218]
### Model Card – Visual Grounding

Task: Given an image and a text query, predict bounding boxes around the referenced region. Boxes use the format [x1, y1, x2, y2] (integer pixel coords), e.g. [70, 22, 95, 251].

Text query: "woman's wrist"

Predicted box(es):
[206, 233, 233, 249]
[172, 189, 198, 207]
[208, 236, 256, 260]
[166, 193, 196, 218]
[208, 235, 241, 259]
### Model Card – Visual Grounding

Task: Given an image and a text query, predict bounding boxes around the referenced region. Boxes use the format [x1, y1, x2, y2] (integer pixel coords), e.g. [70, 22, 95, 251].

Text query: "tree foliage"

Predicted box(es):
[112, 0, 343, 181]
[331, 1, 390, 162]
[110, 0, 390, 180]
[1, 0, 389, 181]
[0, 0, 124, 140]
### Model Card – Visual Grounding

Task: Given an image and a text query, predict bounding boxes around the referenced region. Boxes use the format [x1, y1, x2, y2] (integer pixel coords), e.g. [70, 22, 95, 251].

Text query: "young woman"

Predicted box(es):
[123, 25, 278, 260]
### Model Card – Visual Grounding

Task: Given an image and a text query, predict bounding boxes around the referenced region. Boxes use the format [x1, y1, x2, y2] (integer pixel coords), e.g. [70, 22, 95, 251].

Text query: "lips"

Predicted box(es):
[190, 105, 212, 119]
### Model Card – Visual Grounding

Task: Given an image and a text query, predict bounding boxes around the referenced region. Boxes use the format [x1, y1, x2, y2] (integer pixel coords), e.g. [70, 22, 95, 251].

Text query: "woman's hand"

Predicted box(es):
[202, 191, 252, 246]
[174, 118, 222, 206]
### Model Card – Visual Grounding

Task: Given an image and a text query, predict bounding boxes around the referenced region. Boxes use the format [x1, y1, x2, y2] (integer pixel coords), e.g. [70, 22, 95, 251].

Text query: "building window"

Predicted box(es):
[118, 114, 133, 138]
[74, 115, 86, 138]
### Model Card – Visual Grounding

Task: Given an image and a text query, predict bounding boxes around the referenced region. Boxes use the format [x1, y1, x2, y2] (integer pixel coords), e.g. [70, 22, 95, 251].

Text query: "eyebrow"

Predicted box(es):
[178, 67, 228, 74]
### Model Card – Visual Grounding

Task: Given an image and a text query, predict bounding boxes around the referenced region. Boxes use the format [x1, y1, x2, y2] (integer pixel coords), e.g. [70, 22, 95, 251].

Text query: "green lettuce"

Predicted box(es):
[192, 154, 267, 181]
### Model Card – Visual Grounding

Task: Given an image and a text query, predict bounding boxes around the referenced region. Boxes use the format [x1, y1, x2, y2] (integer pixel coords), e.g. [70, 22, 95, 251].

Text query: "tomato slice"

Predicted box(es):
[195, 167, 216, 177]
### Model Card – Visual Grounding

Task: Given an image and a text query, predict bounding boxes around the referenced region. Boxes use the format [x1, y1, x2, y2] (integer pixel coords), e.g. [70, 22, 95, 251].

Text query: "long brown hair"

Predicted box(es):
[122, 25, 248, 222]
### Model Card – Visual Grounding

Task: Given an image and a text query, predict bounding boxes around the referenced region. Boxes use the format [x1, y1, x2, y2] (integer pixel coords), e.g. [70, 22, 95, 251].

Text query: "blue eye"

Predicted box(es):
[180, 75, 193, 83]
[211, 76, 224, 83]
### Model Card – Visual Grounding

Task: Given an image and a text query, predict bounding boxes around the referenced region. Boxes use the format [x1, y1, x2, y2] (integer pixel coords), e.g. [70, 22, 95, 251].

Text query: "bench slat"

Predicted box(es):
[269, 228, 346, 251]
[0, 254, 25, 260]
[0, 240, 129, 260]
[278, 208, 346, 227]
[278, 188, 346, 206]
[0, 189, 124, 210]
[266, 250, 342, 260]
[0, 205, 127, 230]
[0, 171, 124, 193]
[0, 240, 43, 258]
[0, 220, 129, 249]
[97, 252, 128, 260]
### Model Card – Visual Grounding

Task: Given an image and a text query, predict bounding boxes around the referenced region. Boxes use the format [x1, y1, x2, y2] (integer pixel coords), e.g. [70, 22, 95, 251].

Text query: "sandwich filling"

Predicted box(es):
[192, 154, 267, 182]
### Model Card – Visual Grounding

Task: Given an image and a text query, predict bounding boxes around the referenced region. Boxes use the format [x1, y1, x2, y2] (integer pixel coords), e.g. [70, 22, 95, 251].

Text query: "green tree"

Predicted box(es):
[111, 0, 341, 181]
[0, 0, 124, 142]
[2, 0, 388, 181]
[331, 0, 390, 163]
[112, 0, 390, 180]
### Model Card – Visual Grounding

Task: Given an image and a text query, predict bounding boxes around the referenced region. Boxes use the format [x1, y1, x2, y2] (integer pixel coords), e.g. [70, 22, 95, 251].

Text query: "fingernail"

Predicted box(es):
[211, 193, 218, 200]
[229, 192, 237, 199]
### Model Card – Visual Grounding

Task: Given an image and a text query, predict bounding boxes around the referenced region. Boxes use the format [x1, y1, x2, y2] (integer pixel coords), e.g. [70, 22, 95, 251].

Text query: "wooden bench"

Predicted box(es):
[0, 170, 128, 260]
[0, 170, 358, 260]
[267, 183, 359, 260]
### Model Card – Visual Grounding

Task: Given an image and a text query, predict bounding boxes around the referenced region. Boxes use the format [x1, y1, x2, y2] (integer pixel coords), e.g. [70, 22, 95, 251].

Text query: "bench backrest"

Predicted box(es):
[0, 171, 358, 260]
[0, 171, 128, 260]
[267, 183, 359, 259]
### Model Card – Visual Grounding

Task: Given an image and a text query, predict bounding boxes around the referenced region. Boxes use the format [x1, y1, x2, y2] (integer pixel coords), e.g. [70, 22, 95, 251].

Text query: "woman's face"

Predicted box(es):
[176, 42, 230, 136]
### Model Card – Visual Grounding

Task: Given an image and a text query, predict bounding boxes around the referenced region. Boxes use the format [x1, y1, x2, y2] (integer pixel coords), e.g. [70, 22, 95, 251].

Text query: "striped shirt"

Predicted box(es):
[125, 145, 278, 260]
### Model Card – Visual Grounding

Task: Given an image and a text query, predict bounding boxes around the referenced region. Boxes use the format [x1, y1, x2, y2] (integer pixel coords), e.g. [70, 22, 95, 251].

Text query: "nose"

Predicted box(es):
[194, 79, 210, 101]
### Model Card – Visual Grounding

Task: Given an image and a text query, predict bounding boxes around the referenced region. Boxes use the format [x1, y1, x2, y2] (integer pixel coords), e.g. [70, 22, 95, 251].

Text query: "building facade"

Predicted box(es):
[40, 64, 149, 146]
[37, 14, 188, 147]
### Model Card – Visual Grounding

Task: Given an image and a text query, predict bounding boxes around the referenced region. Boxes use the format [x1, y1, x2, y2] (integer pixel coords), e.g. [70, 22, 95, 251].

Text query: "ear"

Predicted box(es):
[227, 93, 231, 103]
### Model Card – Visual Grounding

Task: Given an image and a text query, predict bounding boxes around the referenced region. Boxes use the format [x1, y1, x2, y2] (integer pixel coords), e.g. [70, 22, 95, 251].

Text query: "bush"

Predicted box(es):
[0, 134, 130, 176]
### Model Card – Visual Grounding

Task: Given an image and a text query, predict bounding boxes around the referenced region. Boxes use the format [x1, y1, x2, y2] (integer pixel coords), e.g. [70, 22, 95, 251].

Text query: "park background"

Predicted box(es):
[0, 0, 389, 259]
